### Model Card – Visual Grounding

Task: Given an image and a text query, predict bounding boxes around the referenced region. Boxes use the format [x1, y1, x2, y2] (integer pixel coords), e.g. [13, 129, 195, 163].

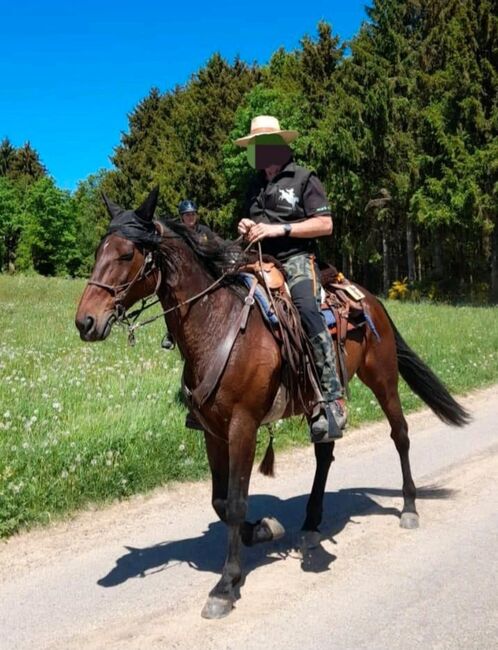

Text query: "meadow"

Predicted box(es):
[1, 274, 498, 538]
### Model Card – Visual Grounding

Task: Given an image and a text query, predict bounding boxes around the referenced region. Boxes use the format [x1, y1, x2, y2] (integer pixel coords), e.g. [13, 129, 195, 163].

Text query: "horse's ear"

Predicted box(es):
[102, 193, 124, 220]
[135, 186, 159, 222]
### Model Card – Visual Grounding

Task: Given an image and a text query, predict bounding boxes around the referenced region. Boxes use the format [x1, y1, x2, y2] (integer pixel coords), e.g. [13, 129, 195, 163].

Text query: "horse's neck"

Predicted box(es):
[158, 239, 236, 370]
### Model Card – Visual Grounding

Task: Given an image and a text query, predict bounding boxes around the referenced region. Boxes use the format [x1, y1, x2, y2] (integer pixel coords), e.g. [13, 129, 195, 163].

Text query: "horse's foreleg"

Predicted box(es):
[201, 411, 258, 619]
[204, 431, 229, 522]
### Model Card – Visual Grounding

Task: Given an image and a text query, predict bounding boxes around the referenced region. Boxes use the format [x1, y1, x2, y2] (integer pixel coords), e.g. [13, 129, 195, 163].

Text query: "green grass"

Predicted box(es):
[1, 275, 498, 538]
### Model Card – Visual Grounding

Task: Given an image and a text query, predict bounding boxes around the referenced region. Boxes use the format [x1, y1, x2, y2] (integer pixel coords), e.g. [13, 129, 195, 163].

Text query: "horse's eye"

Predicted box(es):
[118, 251, 134, 261]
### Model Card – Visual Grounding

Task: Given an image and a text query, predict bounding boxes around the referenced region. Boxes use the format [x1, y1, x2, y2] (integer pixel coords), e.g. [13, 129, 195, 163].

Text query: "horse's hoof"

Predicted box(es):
[299, 530, 321, 552]
[400, 512, 420, 529]
[201, 596, 234, 620]
[261, 516, 285, 541]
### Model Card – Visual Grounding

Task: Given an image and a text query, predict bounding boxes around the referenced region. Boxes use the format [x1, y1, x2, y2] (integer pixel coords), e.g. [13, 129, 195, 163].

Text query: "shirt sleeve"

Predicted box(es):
[302, 174, 332, 218]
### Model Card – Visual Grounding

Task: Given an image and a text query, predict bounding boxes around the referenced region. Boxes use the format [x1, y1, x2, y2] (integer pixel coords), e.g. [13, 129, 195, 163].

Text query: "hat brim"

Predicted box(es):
[234, 129, 299, 148]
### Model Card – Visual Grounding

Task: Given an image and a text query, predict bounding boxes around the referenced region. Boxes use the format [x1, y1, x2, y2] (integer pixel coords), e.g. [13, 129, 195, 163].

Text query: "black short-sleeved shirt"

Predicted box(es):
[245, 160, 332, 261]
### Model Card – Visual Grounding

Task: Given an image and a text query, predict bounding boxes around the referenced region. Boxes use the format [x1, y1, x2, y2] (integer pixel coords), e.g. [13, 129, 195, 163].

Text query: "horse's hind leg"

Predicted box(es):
[296, 442, 335, 552]
[202, 410, 258, 619]
[358, 348, 419, 529]
[301, 442, 335, 531]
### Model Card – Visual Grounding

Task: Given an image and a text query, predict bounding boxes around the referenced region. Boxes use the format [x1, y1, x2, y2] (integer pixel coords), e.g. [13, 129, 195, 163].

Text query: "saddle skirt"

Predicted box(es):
[237, 262, 379, 343]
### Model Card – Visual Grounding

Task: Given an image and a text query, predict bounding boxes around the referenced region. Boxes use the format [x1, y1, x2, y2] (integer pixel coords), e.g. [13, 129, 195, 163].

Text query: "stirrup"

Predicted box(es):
[309, 402, 343, 443]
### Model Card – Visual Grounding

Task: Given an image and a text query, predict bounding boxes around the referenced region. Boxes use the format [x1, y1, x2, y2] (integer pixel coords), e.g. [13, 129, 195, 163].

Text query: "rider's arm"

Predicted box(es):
[281, 216, 332, 238]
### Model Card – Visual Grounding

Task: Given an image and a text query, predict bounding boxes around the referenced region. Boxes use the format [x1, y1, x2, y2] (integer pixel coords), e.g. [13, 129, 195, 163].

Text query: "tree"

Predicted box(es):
[0, 177, 23, 271]
[0, 138, 16, 177]
[11, 142, 46, 180]
[16, 178, 77, 275]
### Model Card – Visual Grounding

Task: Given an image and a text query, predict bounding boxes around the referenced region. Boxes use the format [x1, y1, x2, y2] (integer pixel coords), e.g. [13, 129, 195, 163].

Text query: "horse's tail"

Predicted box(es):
[381, 302, 471, 427]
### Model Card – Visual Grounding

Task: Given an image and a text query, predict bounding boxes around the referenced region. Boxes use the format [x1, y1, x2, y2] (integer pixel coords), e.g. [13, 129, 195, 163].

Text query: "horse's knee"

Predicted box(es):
[212, 497, 227, 522]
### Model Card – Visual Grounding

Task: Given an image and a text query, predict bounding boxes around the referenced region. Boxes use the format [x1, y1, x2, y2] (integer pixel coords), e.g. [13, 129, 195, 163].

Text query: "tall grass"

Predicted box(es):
[1, 275, 498, 537]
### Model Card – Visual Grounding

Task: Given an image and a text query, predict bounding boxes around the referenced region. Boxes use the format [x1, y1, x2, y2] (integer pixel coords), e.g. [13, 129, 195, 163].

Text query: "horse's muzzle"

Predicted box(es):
[75, 313, 114, 341]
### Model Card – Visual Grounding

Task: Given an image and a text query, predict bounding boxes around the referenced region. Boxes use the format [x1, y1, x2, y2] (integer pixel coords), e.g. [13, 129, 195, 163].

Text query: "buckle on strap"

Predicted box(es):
[240, 278, 258, 331]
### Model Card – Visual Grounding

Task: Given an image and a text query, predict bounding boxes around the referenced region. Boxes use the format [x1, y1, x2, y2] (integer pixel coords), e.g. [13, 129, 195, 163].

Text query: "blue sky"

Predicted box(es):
[1, 1, 368, 190]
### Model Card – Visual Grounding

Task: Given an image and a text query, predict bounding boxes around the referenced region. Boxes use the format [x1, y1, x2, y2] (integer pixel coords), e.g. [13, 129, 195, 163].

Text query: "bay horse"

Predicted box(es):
[75, 189, 469, 619]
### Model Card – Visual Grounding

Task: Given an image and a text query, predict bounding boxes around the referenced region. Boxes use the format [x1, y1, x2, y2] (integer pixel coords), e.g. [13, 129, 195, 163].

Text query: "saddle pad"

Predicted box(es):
[238, 273, 279, 326]
[322, 308, 337, 328]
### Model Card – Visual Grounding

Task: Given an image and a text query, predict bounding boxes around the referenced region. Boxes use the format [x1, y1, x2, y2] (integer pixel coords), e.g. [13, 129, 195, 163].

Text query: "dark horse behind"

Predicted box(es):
[75, 188, 470, 619]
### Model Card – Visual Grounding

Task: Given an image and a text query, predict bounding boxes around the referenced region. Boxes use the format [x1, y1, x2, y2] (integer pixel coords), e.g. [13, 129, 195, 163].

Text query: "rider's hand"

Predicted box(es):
[247, 223, 284, 243]
[238, 219, 255, 236]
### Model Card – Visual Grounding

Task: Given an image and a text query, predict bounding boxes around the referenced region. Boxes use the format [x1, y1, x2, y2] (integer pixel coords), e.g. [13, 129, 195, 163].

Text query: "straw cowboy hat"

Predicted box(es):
[234, 115, 299, 147]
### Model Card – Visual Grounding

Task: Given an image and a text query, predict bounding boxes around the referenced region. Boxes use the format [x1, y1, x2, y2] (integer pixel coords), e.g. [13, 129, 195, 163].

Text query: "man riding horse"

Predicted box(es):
[236, 115, 346, 441]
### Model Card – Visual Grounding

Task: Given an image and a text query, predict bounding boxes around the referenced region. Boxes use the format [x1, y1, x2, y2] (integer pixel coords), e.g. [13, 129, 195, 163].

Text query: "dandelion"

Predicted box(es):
[178, 443, 186, 452]
[4, 410, 11, 419]
[90, 458, 98, 466]
[61, 470, 69, 479]
[52, 401, 62, 412]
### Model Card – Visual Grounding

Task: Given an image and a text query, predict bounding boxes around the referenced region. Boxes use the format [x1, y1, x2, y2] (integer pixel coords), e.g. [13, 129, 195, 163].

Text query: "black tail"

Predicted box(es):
[381, 303, 471, 427]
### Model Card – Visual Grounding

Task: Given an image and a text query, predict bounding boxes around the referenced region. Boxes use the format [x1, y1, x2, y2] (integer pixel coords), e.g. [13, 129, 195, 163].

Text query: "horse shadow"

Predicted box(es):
[98, 485, 454, 588]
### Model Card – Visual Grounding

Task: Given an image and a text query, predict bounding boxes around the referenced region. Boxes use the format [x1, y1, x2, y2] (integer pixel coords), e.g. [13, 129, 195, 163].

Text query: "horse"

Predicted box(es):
[75, 188, 470, 619]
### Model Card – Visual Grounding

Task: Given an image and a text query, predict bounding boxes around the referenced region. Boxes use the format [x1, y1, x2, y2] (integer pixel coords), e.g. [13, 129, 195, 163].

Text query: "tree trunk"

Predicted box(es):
[416, 233, 422, 282]
[406, 220, 416, 282]
[491, 221, 498, 303]
[382, 226, 390, 295]
[342, 249, 348, 276]
[433, 235, 443, 279]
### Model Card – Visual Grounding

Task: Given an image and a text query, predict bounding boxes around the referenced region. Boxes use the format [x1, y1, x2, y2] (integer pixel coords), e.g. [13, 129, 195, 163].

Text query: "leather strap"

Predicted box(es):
[191, 279, 258, 407]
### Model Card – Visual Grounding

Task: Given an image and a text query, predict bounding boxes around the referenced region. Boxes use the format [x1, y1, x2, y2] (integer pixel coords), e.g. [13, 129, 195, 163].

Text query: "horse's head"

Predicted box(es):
[75, 187, 161, 341]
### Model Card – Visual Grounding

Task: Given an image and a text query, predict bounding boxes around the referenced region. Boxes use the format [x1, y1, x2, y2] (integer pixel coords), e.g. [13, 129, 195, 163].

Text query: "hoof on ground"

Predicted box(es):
[261, 516, 285, 541]
[201, 596, 233, 620]
[299, 530, 321, 553]
[400, 512, 420, 529]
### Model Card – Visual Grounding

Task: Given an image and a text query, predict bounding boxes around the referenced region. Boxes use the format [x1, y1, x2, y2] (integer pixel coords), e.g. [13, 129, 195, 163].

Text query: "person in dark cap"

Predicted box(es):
[162, 200, 222, 353]
[178, 199, 222, 244]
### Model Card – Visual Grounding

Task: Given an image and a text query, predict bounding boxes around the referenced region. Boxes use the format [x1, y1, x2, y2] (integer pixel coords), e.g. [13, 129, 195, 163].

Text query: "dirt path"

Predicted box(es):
[1, 386, 497, 650]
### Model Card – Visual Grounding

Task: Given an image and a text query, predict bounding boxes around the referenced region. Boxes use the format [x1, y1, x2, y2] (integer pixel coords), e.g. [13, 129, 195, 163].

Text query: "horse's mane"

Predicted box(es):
[158, 217, 244, 278]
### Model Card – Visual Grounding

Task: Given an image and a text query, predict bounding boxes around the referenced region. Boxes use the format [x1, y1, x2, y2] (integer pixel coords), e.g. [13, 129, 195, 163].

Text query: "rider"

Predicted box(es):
[235, 115, 346, 441]
[178, 199, 222, 244]
[162, 199, 222, 353]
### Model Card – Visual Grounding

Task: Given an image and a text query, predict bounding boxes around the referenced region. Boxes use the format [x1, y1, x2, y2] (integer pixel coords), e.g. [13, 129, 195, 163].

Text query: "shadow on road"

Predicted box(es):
[98, 485, 454, 588]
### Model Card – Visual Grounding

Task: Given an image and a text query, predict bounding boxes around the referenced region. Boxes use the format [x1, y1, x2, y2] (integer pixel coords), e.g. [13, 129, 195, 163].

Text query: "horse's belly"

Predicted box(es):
[261, 384, 289, 424]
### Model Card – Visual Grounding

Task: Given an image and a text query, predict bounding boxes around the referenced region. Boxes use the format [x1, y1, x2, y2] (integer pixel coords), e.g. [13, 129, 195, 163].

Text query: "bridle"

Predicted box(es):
[86, 222, 247, 345]
[87, 249, 162, 319]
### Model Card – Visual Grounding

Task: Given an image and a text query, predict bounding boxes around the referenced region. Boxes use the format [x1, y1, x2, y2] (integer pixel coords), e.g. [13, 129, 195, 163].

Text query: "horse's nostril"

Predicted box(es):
[84, 316, 95, 334]
[77, 315, 95, 336]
